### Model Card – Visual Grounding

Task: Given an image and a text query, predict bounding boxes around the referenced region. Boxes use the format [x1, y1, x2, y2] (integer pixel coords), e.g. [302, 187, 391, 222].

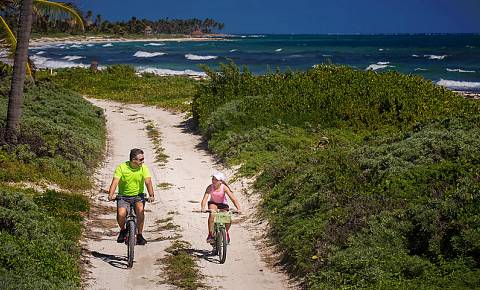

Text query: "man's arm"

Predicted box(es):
[108, 177, 120, 201]
[145, 177, 155, 202]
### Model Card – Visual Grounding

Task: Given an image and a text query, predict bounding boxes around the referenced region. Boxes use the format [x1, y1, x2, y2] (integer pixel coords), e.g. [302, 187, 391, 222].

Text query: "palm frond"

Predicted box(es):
[33, 0, 84, 31]
[0, 14, 16, 53]
[0, 15, 33, 76]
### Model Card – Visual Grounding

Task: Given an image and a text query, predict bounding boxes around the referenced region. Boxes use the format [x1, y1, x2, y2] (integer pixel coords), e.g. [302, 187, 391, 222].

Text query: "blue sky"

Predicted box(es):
[73, 0, 480, 34]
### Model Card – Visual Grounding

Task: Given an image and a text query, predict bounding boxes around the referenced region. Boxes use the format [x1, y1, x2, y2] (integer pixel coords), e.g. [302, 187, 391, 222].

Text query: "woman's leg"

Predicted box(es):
[208, 203, 218, 236]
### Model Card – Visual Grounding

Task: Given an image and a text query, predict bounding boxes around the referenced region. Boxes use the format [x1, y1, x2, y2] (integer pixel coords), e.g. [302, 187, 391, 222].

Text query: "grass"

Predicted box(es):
[145, 121, 168, 166]
[37, 65, 201, 112]
[158, 182, 174, 190]
[159, 240, 204, 289]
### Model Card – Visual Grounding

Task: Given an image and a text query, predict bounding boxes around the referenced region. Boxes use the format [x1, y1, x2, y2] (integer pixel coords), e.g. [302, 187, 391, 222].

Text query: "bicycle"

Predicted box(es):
[199, 209, 237, 264]
[116, 196, 147, 268]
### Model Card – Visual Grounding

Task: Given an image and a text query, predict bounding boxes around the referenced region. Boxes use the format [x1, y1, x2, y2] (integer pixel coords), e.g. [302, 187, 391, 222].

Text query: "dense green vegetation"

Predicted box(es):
[0, 75, 104, 288]
[193, 63, 480, 288]
[0, 77, 106, 189]
[37, 65, 200, 112]
[0, 187, 89, 289]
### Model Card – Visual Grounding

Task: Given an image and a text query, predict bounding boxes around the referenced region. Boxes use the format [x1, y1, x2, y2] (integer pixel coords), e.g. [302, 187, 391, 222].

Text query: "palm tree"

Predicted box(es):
[1, 0, 84, 143]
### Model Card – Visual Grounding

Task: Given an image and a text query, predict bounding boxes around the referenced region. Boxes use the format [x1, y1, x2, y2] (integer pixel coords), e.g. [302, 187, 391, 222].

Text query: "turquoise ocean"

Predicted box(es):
[28, 34, 480, 92]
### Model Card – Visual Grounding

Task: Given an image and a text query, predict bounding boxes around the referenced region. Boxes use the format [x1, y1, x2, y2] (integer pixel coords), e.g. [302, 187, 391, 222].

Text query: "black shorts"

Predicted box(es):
[208, 201, 229, 210]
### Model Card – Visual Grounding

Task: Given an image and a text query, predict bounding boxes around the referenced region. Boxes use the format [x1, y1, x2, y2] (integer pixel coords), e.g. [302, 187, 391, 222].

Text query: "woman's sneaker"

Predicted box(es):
[117, 229, 128, 243]
[137, 234, 147, 245]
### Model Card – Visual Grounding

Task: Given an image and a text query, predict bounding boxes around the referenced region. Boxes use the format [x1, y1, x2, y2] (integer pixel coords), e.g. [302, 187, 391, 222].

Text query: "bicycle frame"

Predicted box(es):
[116, 196, 145, 268]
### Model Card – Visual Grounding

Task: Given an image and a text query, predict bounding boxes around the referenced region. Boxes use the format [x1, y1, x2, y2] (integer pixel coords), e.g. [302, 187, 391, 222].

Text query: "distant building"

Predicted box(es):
[191, 27, 204, 37]
[144, 26, 153, 35]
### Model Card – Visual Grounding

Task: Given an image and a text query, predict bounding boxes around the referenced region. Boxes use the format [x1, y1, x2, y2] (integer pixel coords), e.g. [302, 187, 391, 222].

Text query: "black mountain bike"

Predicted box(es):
[116, 196, 146, 268]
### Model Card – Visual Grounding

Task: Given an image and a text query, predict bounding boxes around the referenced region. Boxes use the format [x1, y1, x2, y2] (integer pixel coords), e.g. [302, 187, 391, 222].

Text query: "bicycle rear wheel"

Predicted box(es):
[127, 220, 136, 268]
[217, 228, 227, 264]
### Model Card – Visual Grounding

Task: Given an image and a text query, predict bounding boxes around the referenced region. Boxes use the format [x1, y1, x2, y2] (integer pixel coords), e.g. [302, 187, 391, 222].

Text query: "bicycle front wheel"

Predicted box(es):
[217, 228, 227, 264]
[127, 220, 136, 268]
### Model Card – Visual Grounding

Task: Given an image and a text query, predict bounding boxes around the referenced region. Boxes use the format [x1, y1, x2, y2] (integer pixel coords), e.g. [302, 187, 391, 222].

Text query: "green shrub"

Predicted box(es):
[0, 188, 89, 289]
[0, 79, 105, 189]
[193, 62, 480, 288]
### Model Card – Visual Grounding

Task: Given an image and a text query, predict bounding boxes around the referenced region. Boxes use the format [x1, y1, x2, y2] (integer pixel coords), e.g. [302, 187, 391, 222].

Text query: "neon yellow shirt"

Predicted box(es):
[114, 161, 151, 196]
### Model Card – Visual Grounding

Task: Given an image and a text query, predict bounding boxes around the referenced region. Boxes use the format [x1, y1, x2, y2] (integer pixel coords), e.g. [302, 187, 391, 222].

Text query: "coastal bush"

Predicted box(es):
[38, 65, 200, 112]
[0, 79, 105, 189]
[0, 187, 89, 289]
[193, 62, 476, 133]
[193, 62, 480, 288]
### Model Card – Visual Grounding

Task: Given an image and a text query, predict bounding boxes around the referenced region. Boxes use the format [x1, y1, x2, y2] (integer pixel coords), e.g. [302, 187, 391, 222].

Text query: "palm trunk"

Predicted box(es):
[5, 0, 33, 144]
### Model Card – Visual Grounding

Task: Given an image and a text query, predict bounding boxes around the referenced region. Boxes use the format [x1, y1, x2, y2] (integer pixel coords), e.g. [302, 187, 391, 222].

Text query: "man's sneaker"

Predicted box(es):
[116, 229, 128, 243]
[226, 231, 230, 244]
[137, 234, 147, 245]
[206, 233, 214, 244]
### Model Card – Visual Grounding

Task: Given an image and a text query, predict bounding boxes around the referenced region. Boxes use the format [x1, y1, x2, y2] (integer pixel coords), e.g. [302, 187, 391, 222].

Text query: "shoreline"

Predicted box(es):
[30, 34, 227, 47]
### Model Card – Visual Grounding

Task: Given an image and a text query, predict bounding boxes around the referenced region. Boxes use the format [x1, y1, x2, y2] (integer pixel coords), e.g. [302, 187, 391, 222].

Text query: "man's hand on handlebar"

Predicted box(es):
[147, 195, 155, 203]
[108, 194, 116, 201]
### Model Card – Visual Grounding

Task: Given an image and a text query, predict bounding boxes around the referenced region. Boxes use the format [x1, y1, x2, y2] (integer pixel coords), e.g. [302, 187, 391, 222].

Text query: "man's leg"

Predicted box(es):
[116, 205, 128, 243]
[134, 201, 145, 234]
[117, 207, 127, 230]
[134, 201, 147, 245]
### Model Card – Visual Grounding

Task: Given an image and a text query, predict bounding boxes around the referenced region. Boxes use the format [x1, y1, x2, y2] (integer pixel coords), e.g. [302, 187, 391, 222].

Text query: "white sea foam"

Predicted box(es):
[424, 54, 447, 60]
[86, 44, 94, 47]
[466, 45, 475, 48]
[36, 51, 46, 55]
[446, 68, 475, 73]
[378, 48, 384, 51]
[31, 55, 88, 69]
[414, 68, 428, 71]
[412, 54, 420, 57]
[437, 79, 480, 90]
[62, 55, 85, 61]
[102, 43, 113, 47]
[366, 62, 394, 71]
[69, 44, 83, 48]
[133, 51, 166, 58]
[322, 54, 332, 57]
[275, 48, 282, 52]
[138, 67, 207, 77]
[185, 54, 217, 60]
[229, 49, 237, 52]
[144, 42, 165, 46]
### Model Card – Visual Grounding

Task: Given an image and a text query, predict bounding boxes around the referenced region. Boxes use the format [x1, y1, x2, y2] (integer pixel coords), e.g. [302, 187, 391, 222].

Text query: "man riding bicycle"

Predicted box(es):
[108, 148, 155, 245]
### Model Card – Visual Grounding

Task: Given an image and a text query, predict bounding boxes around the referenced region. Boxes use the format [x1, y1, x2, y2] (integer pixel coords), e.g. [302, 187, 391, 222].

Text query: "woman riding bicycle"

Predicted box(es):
[200, 172, 241, 244]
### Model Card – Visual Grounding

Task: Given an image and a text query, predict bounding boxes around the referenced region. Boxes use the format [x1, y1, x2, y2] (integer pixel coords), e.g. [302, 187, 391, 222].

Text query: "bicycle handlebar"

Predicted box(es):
[193, 209, 240, 214]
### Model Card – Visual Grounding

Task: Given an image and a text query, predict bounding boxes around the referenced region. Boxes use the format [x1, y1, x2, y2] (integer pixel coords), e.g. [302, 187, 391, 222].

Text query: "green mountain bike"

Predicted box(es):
[205, 209, 235, 264]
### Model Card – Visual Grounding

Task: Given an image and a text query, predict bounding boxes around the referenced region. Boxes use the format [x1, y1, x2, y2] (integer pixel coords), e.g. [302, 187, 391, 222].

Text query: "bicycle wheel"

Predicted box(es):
[217, 228, 227, 264]
[127, 220, 136, 268]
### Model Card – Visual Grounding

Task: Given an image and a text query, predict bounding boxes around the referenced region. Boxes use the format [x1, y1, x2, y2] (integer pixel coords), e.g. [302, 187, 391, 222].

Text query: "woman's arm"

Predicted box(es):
[224, 186, 241, 211]
[200, 185, 211, 211]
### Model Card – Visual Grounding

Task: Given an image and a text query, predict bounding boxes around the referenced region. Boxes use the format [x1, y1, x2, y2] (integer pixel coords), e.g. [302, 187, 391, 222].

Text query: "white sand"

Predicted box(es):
[30, 35, 226, 47]
[82, 99, 294, 290]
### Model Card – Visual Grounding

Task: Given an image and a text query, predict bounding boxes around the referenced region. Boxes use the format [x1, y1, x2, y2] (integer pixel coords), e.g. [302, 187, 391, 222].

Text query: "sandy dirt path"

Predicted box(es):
[82, 99, 293, 290]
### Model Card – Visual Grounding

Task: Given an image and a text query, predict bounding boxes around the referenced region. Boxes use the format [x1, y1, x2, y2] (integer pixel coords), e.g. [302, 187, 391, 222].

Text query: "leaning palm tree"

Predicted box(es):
[1, 0, 84, 143]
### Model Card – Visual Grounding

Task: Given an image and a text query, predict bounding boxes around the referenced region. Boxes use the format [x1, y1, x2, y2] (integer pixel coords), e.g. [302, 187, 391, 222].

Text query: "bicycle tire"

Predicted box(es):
[127, 220, 136, 268]
[218, 228, 227, 264]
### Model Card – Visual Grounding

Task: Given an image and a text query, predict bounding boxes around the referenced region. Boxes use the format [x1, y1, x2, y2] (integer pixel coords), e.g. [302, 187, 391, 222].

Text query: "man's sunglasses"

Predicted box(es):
[135, 158, 144, 161]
